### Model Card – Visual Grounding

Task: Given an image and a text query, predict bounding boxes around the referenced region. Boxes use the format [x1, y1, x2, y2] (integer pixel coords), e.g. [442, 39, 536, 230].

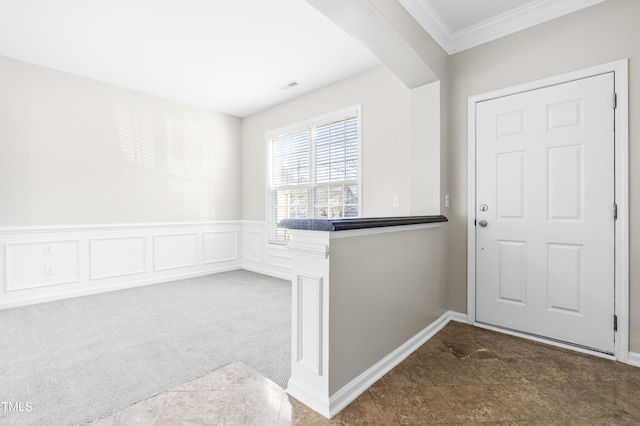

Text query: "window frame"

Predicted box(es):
[265, 105, 362, 245]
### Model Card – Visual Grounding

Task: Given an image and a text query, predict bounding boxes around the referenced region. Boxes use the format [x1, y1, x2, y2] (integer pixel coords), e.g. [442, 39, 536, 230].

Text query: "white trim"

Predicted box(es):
[241, 265, 291, 281]
[467, 59, 629, 361]
[152, 233, 198, 272]
[467, 89, 478, 326]
[0, 266, 240, 311]
[6, 239, 81, 291]
[0, 221, 249, 310]
[399, 0, 606, 54]
[295, 275, 324, 375]
[286, 378, 332, 418]
[0, 220, 292, 309]
[89, 235, 147, 280]
[0, 220, 243, 234]
[397, 0, 450, 54]
[264, 104, 363, 245]
[202, 231, 239, 264]
[328, 311, 465, 418]
[0, 220, 294, 310]
[265, 105, 362, 140]
[628, 352, 640, 368]
[242, 221, 293, 279]
[287, 229, 331, 259]
[287, 310, 466, 419]
[614, 60, 630, 363]
[287, 240, 330, 259]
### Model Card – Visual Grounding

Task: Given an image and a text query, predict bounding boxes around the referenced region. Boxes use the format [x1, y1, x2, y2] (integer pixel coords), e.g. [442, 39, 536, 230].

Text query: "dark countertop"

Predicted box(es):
[278, 215, 448, 232]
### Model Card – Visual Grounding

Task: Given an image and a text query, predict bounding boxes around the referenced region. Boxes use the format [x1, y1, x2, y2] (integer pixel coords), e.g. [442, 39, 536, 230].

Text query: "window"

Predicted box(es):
[267, 106, 361, 244]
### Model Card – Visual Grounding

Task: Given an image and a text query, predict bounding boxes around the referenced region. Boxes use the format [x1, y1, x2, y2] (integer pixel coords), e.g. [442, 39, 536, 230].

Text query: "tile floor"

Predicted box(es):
[90, 322, 640, 425]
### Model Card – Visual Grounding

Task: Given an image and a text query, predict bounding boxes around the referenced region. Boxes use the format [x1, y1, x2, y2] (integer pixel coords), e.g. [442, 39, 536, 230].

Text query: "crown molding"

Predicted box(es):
[399, 0, 607, 55]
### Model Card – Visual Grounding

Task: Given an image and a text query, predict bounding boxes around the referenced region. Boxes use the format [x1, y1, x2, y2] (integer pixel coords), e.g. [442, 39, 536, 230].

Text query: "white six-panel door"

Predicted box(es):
[475, 73, 616, 354]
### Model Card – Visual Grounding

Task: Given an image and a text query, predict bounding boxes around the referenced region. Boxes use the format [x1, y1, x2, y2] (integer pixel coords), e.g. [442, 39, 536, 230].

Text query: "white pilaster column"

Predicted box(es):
[285, 229, 332, 418]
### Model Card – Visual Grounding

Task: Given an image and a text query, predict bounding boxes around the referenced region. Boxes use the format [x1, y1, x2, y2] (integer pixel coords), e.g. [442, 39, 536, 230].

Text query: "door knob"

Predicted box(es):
[478, 220, 488, 227]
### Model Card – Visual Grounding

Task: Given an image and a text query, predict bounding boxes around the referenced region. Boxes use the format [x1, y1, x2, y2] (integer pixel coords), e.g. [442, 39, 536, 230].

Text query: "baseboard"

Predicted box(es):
[0, 266, 239, 310]
[628, 352, 640, 368]
[286, 378, 332, 419]
[242, 264, 291, 282]
[287, 310, 466, 419]
[0, 221, 295, 310]
[446, 311, 469, 324]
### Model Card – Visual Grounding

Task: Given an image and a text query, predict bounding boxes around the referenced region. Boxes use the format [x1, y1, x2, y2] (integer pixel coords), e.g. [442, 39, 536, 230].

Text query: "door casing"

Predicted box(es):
[466, 59, 629, 362]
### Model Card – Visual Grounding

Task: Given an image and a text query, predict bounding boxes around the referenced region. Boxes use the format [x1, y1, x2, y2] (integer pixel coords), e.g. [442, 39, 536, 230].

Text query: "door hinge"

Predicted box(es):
[614, 202, 618, 220]
[614, 315, 618, 332]
[474, 219, 477, 226]
[613, 93, 617, 109]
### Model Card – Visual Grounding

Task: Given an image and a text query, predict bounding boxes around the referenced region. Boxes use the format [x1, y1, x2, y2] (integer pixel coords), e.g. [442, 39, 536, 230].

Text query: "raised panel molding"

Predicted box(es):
[548, 243, 582, 313]
[497, 111, 525, 138]
[296, 275, 324, 375]
[241, 222, 293, 280]
[7, 240, 81, 291]
[243, 230, 264, 264]
[269, 249, 293, 270]
[548, 99, 583, 130]
[287, 240, 330, 259]
[497, 240, 527, 304]
[0, 221, 290, 310]
[153, 233, 198, 272]
[90, 236, 146, 280]
[548, 145, 583, 220]
[203, 231, 238, 264]
[0, 222, 245, 310]
[497, 152, 525, 219]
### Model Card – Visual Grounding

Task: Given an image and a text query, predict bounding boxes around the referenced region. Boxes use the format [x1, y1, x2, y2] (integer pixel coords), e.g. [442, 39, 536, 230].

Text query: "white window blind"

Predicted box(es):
[268, 107, 361, 244]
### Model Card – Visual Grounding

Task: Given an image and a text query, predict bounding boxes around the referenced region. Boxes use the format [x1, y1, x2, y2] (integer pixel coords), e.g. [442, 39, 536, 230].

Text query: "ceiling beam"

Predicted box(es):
[304, 0, 444, 88]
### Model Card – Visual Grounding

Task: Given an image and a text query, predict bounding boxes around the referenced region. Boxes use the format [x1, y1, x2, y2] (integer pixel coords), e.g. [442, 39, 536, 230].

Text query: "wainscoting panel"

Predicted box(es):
[0, 222, 244, 309]
[153, 233, 198, 272]
[90, 236, 146, 280]
[0, 221, 290, 309]
[269, 247, 293, 271]
[7, 240, 80, 291]
[243, 229, 264, 264]
[241, 221, 292, 280]
[296, 274, 324, 375]
[203, 231, 238, 264]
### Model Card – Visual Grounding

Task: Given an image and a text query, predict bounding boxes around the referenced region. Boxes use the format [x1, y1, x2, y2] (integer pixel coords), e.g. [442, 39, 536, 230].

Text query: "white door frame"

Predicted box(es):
[467, 59, 629, 362]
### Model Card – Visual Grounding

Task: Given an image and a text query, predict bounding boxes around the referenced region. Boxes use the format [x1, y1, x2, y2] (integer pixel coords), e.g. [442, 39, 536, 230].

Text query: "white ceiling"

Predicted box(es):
[0, 0, 607, 117]
[0, 0, 381, 117]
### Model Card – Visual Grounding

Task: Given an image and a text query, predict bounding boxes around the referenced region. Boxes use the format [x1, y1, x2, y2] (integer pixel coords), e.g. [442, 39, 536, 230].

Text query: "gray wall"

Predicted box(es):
[329, 226, 447, 394]
[0, 55, 242, 225]
[242, 66, 441, 221]
[446, 0, 640, 351]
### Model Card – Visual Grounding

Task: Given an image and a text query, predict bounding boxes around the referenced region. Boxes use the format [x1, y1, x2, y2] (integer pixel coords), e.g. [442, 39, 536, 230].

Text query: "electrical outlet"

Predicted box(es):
[393, 196, 400, 208]
[445, 194, 450, 208]
[44, 244, 55, 256]
[44, 264, 55, 276]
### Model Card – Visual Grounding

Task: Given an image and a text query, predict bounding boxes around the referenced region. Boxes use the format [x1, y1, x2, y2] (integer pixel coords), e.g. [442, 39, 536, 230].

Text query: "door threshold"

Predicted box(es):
[474, 321, 616, 361]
